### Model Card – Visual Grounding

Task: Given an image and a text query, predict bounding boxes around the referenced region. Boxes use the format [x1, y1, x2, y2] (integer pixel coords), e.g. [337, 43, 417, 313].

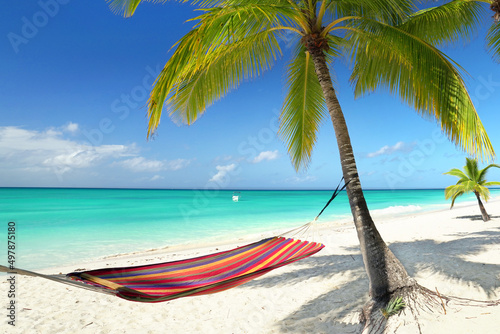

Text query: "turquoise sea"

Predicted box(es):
[1, 187, 499, 270]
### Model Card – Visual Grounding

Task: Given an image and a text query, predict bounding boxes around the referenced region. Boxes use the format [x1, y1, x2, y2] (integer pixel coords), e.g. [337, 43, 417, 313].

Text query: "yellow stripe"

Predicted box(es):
[243, 240, 301, 274]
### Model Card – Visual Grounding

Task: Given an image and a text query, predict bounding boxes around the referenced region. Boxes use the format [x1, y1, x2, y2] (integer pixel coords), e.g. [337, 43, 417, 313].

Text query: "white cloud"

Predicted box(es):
[0, 126, 132, 175]
[150, 175, 164, 181]
[118, 157, 192, 172]
[285, 175, 317, 183]
[209, 163, 237, 183]
[63, 122, 79, 133]
[118, 157, 164, 172]
[367, 142, 412, 158]
[166, 158, 192, 171]
[0, 126, 195, 187]
[252, 150, 279, 163]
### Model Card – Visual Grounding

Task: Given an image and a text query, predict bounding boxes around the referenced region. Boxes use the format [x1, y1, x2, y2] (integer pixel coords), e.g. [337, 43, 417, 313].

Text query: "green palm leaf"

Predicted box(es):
[144, 3, 299, 134]
[484, 181, 500, 186]
[346, 17, 494, 160]
[400, 0, 484, 46]
[108, 0, 226, 17]
[444, 168, 468, 180]
[476, 185, 491, 201]
[325, 0, 414, 25]
[166, 29, 281, 125]
[464, 157, 479, 181]
[279, 44, 327, 171]
[486, 19, 500, 61]
[108, 0, 143, 17]
[478, 163, 500, 181]
[444, 184, 465, 207]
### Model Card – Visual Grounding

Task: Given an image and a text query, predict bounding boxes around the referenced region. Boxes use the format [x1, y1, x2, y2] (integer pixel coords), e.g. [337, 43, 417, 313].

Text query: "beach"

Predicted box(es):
[2, 197, 500, 333]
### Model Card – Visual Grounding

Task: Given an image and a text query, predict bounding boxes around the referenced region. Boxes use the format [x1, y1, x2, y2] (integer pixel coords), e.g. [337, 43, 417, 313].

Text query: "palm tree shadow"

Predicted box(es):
[386, 228, 500, 298]
[455, 215, 500, 221]
[243, 254, 366, 333]
[244, 226, 499, 332]
[238, 225, 498, 332]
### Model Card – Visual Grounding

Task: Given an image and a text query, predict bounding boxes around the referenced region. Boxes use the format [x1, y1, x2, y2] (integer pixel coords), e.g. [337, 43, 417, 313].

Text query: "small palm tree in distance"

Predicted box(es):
[444, 157, 500, 221]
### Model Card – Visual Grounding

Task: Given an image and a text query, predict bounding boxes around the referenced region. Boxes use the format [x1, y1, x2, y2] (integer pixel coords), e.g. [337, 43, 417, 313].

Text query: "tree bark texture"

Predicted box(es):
[307, 47, 416, 300]
[475, 191, 490, 221]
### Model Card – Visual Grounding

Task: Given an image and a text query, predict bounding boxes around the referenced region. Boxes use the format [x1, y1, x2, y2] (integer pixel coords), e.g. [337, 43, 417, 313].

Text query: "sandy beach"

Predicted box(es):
[2, 197, 499, 333]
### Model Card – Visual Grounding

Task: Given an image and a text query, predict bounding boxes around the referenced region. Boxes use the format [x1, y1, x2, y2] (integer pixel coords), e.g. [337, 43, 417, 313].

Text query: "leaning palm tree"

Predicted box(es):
[108, 0, 495, 327]
[445, 157, 500, 221]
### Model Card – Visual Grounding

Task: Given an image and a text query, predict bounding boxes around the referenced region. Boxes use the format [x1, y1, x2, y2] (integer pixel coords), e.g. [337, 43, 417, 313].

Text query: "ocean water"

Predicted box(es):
[1, 187, 498, 270]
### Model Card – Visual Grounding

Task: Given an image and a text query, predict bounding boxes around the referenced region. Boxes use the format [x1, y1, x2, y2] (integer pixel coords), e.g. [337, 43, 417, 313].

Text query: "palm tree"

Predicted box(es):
[108, 0, 494, 320]
[445, 157, 500, 221]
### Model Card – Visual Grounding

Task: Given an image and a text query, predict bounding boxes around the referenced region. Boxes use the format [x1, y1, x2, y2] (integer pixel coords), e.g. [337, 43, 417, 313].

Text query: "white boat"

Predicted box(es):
[232, 192, 240, 202]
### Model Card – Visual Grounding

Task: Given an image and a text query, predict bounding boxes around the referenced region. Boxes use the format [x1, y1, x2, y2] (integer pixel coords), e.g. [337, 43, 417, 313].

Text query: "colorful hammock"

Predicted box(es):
[66, 237, 324, 303]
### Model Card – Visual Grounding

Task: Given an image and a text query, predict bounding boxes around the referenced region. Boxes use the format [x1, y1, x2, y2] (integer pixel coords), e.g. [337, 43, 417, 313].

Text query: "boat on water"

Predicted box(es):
[232, 192, 240, 202]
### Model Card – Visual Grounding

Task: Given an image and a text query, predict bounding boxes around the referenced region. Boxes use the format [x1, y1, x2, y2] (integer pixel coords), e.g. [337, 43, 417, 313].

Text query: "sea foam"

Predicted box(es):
[371, 205, 423, 217]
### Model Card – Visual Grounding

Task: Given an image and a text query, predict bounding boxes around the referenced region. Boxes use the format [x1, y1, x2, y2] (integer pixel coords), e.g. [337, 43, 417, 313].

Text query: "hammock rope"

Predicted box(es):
[315, 176, 350, 221]
[0, 265, 117, 296]
[278, 177, 349, 241]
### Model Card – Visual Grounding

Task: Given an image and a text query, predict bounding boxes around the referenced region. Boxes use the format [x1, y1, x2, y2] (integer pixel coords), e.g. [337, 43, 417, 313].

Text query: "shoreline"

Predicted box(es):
[2, 196, 499, 333]
[37, 195, 485, 274]
[4, 188, 498, 272]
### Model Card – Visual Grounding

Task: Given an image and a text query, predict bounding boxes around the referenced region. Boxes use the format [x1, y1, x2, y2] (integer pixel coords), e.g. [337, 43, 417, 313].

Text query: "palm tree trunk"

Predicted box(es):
[474, 191, 490, 221]
[308, 48, 415, 300]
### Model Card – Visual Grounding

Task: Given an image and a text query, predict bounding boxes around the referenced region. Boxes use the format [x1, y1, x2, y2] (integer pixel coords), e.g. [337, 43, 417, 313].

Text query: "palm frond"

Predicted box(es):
[399, 0, 484, 47]
[444, 184, 465, 208]
[449, 191, 463, 208]
[326, 34, 344, 60]
[346, 17, 495, 160]
[279, 44, 327, 171]
[166, 30, 282, 125]
[325, 0, 415, 25]
[478, 163, 500, 182]
[444, 168, 469, 181]
[464, 157, 479, 181]
[108, 0, 144, 17]
[476, 185, 491, 202]
[463, 179, 478, 192]
[486, 21, 500, 62]
[445, 184, 463, 199]
[484, 181, 500, 186]
[144, 3, 299, 135]
[107, 0, 226, 17]
[108, 0, 295, 17]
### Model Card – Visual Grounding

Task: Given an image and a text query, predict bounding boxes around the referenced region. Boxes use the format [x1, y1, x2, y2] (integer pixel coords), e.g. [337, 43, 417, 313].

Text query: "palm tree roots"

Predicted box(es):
[359, 284, 500, 334]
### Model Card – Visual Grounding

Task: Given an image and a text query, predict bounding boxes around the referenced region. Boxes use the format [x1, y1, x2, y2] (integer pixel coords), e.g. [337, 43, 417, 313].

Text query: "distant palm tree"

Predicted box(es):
[445, 157, 500, 221]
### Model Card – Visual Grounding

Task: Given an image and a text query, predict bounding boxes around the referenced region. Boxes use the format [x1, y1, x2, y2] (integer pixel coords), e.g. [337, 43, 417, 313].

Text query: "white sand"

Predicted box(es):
[2, 198, 499, 333]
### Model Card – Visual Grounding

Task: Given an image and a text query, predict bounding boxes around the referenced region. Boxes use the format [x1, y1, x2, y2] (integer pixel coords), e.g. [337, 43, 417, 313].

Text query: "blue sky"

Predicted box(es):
[2, 1, 500, 190]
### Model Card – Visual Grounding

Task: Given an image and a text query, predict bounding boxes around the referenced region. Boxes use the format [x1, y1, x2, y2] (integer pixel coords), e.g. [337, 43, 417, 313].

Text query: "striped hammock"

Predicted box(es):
[67, 237, 324, 303]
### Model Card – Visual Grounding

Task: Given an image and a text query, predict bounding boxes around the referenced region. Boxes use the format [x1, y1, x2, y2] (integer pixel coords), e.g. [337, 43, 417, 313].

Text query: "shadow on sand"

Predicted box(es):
[388, 227, 500, 297]
[243, 225, 500, 333]
[243, 253, 366, 333]
[454, 215, 500, 221]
